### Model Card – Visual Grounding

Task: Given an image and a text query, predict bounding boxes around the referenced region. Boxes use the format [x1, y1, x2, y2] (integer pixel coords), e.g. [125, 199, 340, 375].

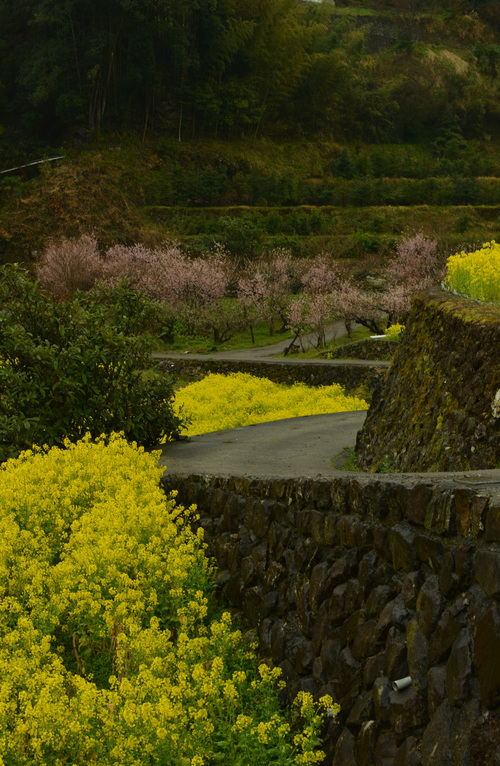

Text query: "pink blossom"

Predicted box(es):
[36, 234, 104, 296]
[238, 249, 298, 335]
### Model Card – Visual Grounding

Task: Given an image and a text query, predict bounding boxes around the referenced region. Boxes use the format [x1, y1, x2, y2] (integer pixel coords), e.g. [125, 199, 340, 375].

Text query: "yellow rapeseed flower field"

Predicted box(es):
[443, 240, 500, 304]
[0, 434, 337, 765]
[175, 372, 368, 436]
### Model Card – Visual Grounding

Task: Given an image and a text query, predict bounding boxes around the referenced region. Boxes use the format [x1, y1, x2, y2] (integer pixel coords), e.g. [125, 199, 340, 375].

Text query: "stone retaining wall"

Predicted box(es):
[155, 356, 385, 397]
[327, 339, 396, 361]
[356, 289, 500, 472]
[161, 470, 500, 766]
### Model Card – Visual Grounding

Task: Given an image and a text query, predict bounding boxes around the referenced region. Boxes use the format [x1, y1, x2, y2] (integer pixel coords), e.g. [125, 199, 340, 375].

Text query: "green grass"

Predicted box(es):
[153, 322, 376, 357]
[153, 320, 378, 357]
[152, 320, 293, 355]
[332, 447, 361, 471]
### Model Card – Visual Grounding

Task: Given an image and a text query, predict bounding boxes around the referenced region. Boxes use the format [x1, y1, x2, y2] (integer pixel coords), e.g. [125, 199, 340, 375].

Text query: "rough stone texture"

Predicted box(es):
[333, 728, 358, 766]
[421, 700, 454, 766]
[406, 618, 428, 694]
[416, 575, 444, 638]
[395, 736, 421, 766]
[156, 355, 384, 397]
[358, 720, 377, 766]
[470, 712, 500, 766]
[356, 289, 500, 472]
[160, 469, 500, 765]
[427, 665, 447, 718]
[389, 686, 427, 746]
[474, 606, 500, 708]
[474, 549, 500, 598]
[328, 338, 397, 361]
[451, 697, 482, 766]
[446, 628, 473, 706]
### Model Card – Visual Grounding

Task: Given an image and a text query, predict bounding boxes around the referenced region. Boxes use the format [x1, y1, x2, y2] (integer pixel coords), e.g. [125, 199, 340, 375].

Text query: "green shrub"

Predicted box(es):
[172, 165, 230, 206]
[0, 265, 183, 461]
[264, 210, 283, 234]
[452, 176, 482, 205]
[216, 215, 264, 256]
[349, 178, 375, 207]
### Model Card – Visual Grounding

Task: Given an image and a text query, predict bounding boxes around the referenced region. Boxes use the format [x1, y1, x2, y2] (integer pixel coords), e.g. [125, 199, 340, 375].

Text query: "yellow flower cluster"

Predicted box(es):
[385, 323, 405, 340]
[0, 434, 337, 765]
[175, 372, 368, 436]
[443, 241, 500, 304]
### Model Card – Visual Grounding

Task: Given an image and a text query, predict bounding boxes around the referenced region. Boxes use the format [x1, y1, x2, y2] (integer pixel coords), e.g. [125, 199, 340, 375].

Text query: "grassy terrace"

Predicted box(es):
[1, 137, 500, 264]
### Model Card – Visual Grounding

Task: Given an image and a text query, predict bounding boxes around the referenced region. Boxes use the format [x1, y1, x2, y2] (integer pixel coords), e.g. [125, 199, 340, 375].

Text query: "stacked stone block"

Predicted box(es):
[155, 356, 385, 397]
[161, 471, 500, 765]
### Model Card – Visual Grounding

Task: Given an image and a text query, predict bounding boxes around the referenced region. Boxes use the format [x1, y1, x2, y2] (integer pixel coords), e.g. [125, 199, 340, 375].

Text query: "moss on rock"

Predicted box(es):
[356, 289, 500, 472]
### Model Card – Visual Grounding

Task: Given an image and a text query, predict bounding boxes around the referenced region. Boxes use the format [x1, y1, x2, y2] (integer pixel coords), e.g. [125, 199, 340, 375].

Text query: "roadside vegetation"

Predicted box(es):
[443, 239, 500, 304]
[0, 434, 337, 764]
[175, 373, 368, 436]
[0, 264, 183, 462]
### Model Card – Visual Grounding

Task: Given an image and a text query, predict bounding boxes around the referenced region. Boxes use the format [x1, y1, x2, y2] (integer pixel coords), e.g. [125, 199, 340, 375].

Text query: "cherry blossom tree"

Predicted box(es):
[36, 234, 104, 296]
[238, 249, 299, 336]
[285, 292, 336, 351]
[284, 256, 340, 350]
[298, 255, 340, 296]
[104, 241, 242, 344]
[379, 232, 443, 324]
[389, 232, 442, 285]
[329, 234, 444, 335]
[331, 280, 388, 336]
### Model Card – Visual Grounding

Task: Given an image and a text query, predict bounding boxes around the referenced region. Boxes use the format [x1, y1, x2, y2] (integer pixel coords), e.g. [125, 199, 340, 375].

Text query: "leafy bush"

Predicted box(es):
[175, 372, 368, 436]
[0, 265, 183, 461]
[0, 435, 338, 764]
[215, 215, 264, 257]
[172, 165, 231, 206]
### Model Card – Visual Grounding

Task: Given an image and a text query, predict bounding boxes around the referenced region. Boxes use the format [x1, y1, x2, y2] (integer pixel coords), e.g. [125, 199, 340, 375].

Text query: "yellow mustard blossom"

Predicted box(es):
[0, 434, 337, 765]
[385, 323, 405, 340]
[443, 240, 500, 304]
[174, 372, 368, 436]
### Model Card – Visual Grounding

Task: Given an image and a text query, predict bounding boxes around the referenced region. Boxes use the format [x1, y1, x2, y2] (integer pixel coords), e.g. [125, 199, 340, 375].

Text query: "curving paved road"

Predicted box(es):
[155, 324, 384, 478]
[157, 411, 367, 479]
[152, 321, 391, 369]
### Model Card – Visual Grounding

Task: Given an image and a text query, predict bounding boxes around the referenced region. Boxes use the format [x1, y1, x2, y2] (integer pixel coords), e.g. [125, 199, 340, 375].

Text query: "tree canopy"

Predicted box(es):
[0, 0, 499, 150]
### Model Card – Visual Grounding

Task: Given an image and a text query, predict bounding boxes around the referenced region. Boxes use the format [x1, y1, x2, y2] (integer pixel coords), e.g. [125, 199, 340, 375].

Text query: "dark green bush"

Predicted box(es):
[263, 210, 283, 234]
[0, 266, 183, 461]
[452, 176, 482, 205]
[350, 178, 375, 206]
[215, 215, 264, 256]
[333, 149, 356, 179]
[172, 165, 230, 206]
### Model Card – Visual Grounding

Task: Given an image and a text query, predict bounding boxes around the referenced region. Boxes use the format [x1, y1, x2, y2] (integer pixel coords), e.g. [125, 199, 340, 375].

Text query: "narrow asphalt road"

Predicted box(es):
[152, 321, 391, 368]
[158, 411, 367, 479]
[156, 324, 381, 478]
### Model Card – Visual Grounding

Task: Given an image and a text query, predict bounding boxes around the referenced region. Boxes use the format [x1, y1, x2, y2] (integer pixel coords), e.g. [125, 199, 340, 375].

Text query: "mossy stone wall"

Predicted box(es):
[161, 469, 500, 765]
[356, 289, 500, 472]
[155, 356, 386, 398]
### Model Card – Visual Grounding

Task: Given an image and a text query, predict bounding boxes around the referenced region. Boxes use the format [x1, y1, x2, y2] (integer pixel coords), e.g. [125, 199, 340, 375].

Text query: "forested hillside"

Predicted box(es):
[1, 0, 500, 153]
[1, 0, 499, 261]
